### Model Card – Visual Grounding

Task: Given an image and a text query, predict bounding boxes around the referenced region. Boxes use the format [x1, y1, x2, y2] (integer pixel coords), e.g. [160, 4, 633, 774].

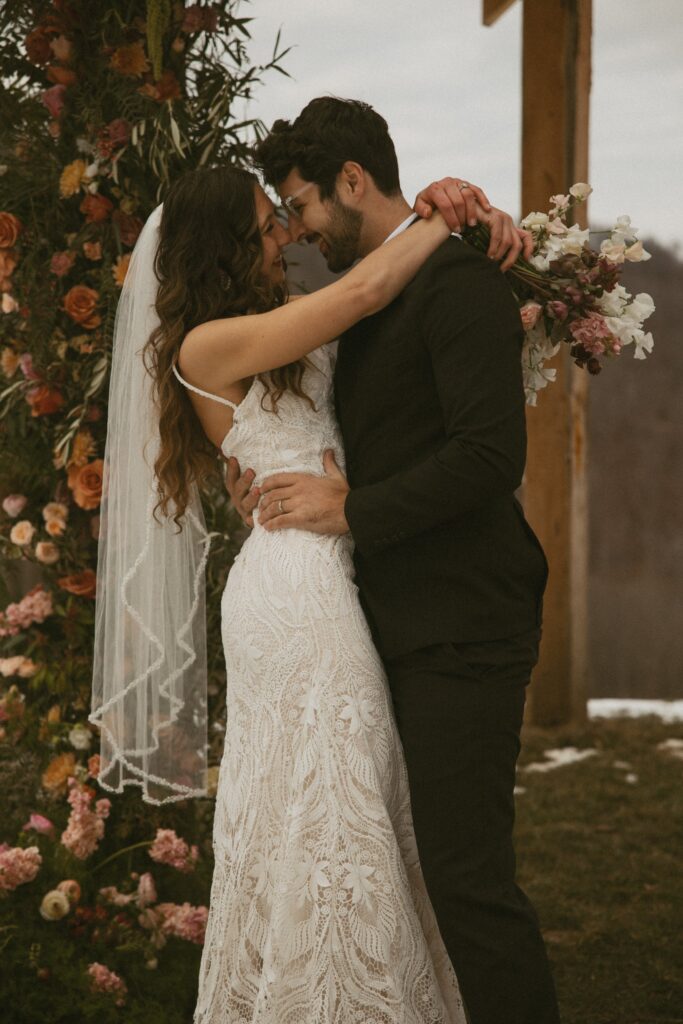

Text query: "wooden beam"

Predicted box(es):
[521, 0, 592, 726]
[483, 0, 518, 26]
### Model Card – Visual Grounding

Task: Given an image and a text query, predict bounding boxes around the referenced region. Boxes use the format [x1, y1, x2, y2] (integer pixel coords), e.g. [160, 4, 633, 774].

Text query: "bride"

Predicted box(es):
[89, 162, 511, 1023]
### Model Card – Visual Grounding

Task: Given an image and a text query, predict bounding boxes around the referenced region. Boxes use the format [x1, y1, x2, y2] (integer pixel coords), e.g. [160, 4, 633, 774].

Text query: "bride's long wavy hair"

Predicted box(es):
[142, 164, 312, 527]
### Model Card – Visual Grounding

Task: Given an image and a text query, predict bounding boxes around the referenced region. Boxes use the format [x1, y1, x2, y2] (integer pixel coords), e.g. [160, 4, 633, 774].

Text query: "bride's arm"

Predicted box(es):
[179, 212, 450, 386]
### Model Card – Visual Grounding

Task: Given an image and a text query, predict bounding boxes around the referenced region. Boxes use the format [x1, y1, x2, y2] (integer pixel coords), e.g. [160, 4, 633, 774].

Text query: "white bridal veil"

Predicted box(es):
[88, 204, 216, 805]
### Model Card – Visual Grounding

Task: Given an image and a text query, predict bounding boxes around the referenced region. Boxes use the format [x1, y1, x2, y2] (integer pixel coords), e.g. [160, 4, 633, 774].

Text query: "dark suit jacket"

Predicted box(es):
[336, 234, 549, 660]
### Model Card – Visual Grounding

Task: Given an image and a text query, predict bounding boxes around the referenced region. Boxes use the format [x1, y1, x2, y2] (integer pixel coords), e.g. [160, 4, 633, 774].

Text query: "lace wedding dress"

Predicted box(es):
[174, 344, 466, 1024]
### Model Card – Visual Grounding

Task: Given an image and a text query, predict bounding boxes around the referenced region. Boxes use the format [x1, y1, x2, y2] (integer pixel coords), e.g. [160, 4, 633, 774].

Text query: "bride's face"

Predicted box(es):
[253, 184, 291, 286]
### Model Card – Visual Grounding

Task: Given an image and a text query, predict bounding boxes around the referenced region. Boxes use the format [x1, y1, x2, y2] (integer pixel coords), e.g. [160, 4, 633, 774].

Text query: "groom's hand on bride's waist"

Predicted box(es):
[258, 451, 351, 535]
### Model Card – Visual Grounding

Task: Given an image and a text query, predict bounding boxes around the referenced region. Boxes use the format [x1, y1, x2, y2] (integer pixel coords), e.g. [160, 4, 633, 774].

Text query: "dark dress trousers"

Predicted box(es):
[336, 235, 561, 1024]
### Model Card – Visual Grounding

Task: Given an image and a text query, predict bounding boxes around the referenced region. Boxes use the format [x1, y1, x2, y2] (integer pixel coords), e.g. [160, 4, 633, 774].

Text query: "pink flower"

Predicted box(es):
[41, 84, 67, 119]
[0, 845, 42, 891]
[137, 872, 157, 908]
[148, 828, 199, 873]
[519, 302, 542, 331]
[2, 494, 27, 517]
[156, 901, 208, 944]
[23, 813, 55, 836]
[57, 878, 82, 904]
[19, 353, 40, 380]
[60, 778, 111, 860]
[50, 250, 76, 277]
[547, 300, 569, 321]
[87, 962, 128, 1006]
[99, 885, 136, 907]
[569, 313, 618, 357]
[0, 584, 53, 637]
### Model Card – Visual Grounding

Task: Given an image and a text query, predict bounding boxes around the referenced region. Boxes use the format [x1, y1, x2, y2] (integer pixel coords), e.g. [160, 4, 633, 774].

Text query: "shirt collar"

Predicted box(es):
[382, 212, 419, 245]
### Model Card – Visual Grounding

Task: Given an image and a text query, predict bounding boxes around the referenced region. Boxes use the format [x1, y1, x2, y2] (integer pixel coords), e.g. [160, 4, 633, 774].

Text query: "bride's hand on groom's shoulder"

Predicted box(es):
[413, 176, 533, 272]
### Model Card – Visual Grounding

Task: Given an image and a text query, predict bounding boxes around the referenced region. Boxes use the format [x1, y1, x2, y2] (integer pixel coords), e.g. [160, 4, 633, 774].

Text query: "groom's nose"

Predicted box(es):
[286, 212, 309, 244]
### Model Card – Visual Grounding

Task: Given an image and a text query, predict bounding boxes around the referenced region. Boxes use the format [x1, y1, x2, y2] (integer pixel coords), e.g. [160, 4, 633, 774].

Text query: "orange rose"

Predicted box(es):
[47, 65, 77, 87]
[0, 250, 18, 291]
[0, 212, 22, 248]
[80, 194, 113, 224]
[110, 41, 149, 77]
[83, 241, 102, 261]
[63, 285, 101, 329]
[46, 518, 66, 538]
[112, 253, 131, 287]
[26, 385, 65, 417]
[42, 751, 76, 795]
[57, 568, 97, 599]
[67, 458, 103, 509]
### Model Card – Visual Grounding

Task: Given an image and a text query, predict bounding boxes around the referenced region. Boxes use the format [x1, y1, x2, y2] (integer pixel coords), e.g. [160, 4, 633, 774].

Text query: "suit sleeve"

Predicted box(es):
[344, 251, 527, 556]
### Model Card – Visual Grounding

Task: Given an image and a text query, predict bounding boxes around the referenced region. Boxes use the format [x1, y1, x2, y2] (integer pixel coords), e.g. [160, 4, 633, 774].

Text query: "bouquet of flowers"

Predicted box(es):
[467, 183, 655, 404]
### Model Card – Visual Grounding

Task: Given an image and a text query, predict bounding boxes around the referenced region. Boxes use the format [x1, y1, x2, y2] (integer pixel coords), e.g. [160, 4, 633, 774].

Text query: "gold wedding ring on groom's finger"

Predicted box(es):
[458, 181, 472, 191]
[278, 499, 285, 516]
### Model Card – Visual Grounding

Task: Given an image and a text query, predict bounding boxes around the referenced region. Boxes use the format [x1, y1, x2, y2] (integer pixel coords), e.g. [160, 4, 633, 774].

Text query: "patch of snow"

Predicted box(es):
[657, 738, 683, 760]
[589, 699, 683, 723]
[522, 747, 598, 773]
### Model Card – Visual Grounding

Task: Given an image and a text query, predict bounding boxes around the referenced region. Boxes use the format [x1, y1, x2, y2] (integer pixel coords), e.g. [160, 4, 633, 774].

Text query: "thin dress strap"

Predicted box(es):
[172, 361, 239, 411]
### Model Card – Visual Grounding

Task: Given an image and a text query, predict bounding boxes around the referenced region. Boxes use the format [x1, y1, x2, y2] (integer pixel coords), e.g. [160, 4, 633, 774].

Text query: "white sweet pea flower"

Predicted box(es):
[549, 194, 571, 213]
[521, 211, 549, 230]
[624, 292, 655, 325]
[624, 240, 651, 262]
[569, 182, 593, 201]
[597, 283, 629, 317]
[530, 251, 551, 272]
[561, 224, 590, 256]
[547, 218, 568, 235]
[632, 330, 654, 360]
[600, 238, 626, 263]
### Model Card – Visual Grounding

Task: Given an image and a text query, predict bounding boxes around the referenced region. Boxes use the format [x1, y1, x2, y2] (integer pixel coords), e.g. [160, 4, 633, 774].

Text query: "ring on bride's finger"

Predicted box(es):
[278, 499, 285, 515]
[458, 181, 472, 191]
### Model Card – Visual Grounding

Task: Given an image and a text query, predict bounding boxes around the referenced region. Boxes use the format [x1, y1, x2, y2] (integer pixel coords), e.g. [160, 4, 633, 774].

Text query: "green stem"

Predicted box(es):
[91, 839, 153, 873]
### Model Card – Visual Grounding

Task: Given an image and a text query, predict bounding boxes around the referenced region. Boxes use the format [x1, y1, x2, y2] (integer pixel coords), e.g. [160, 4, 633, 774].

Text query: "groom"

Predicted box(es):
[228, 97, 560, 1024]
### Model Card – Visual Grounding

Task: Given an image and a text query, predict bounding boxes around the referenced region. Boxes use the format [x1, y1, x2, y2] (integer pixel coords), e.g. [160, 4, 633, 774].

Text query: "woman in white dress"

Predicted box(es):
[91, 163, 467, 1023]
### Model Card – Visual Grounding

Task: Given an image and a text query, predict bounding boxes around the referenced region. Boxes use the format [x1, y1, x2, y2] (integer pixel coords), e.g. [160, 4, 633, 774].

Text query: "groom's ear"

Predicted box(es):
[338, 161, 366, 204]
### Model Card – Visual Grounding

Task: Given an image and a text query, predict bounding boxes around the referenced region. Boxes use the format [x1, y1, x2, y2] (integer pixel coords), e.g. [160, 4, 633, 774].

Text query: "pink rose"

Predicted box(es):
[19, 353, 40, 380]
[519, 302, 542, 331]
[547, 300, 569, 322]
[41, 84, 67, 119]
[50, 250, 76, 277]
[2, 494, 27, 517]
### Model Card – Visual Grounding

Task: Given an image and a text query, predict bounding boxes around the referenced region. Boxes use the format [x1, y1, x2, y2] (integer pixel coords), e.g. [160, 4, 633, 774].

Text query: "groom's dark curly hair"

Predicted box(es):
[254, 96, 401, 198]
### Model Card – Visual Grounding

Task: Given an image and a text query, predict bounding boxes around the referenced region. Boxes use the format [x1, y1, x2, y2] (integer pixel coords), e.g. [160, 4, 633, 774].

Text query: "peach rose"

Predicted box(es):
[83, 241, 102, 261]
[59, 159, 87, 198]
[50, 35, 72, 61]
[57, 569, 97, 599]
[109, 41, 149, 77]
[87, 753, 100, 778]
[2, 294, 19, 314]
[25, 27, 52, 65]
[1, 348, 19, 378]
[67, 459, 103, 509]
[26, 385, 65, 417]
[80, 194, 113, 224]
[35, 541, 60, 565]
[50, 250, 76, 276]
[46, 518, 66, 537]
[112, 253, 130, 287]
[10, 520, 35, 546]
[0, 212, 22, 248]
[42, 501, 68, 523]
[63, 285, 101, 329]
[42, 751, 76, 795]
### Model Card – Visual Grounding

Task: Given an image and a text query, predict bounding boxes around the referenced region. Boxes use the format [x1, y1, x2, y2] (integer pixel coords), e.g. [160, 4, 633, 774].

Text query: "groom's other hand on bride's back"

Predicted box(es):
[414, 176, 533, 272]
[225, 456, 259, 528]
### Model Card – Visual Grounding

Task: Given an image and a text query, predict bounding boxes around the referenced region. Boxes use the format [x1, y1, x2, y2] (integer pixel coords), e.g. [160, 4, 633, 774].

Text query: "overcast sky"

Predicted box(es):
[243, 0, 683, 251]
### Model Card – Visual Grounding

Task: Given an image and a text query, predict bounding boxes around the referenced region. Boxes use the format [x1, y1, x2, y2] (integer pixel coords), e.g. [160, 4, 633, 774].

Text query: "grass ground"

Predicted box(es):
[515, 717, 683, 1024]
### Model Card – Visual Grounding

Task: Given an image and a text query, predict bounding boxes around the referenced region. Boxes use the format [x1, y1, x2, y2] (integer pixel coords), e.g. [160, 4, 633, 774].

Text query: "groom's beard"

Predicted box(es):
[322, 196, 363, 273]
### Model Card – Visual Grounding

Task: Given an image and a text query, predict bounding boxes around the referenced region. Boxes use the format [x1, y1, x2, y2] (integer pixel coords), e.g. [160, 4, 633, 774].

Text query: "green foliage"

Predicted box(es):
[0, 1, 288, 1017]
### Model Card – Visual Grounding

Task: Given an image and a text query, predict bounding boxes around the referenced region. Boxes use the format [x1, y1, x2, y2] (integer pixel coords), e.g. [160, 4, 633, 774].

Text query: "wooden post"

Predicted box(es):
[520, 0, 592, 725]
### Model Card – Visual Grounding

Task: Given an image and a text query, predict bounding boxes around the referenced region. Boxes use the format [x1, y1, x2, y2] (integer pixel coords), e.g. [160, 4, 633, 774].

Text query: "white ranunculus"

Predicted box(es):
[521, 211, 549, 230]
[569, 182, 593, 201]
[597, 283, 629, 317]
[69, 725, 92, 750]
[40, 890, 71, 921]
[624, 240, 651, 262]
[600, 239, 626, 263]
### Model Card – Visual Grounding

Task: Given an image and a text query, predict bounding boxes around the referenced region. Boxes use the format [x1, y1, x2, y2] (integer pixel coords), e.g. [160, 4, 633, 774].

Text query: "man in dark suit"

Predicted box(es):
[229, 97, 560, 1024]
